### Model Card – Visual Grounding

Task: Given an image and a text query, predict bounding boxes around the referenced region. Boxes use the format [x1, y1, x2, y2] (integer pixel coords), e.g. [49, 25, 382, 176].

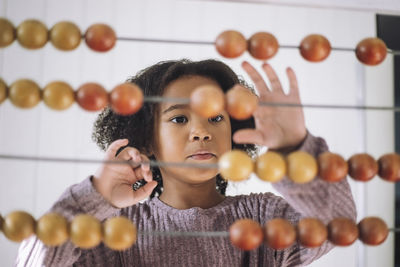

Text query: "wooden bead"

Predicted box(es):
[358, 217, 388, 246]
[70, 214, 102, 249]
[110, 83, 143, 115]
[0, 214, 3, 232]
[248, 32, 279, 60]
[17, 19, 48, 49]
[226, 85, 258, 120]
[297, 218, 327, 248]
[2, 211, 36, 242]
[378, 153, 400, 182]
[356, 38, 387, 66]
[76, 82, 109, 111]
[287, 151, 317, 183]
[43, 81, 75, 110]
[317, 152, 348, 182]
[348, 153, 378, 182]
[85, 24, 116, 52]
[9, 79, 41, 108]
[0, 78, 7, 104]
[215, 30, 247, 58]
[300, 34, 331, 62]
[190, 84, 225, 118]
[255, 151, 286, 183]
[264, 218, 296, 250]
[36, 213, 69, 246]
[328, 217, 358, 246]
[0, 18, 15, 48]
[103, 216, 137, 251]
[219, 150, 253, 181]
[229, 219, 263, 251]
[50, 21, 81, 51]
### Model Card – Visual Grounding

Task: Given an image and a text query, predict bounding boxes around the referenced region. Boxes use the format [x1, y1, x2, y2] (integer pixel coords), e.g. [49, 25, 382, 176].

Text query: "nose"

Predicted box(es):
[189, 121, 212, 142]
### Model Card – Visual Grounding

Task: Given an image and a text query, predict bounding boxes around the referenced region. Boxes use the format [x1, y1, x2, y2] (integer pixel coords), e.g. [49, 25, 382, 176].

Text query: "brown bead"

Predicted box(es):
[9, 79, 41, 108]
[0, 18, 15, 48]
[255, 151, 286, 183]
[287, 151, 317, 183]
[378, 153, 400, 182]
[50, 21, 81, 51]
[230, 219, 263, 251]
[248, 32, 279, 60]
[70, 214, 102, 249]
[17, 19, 48, 49]
[328, 217, 358, 246]
[264, 218, 296, 250]
[110, 83, 143, 115]
[215, 30, 247, 58]
[297, 218, 327, 248]
[358, 217, 388, 246]
[85, 24, 116, 52]
[76, 82, 108, 111]
[0, 78, 7, 104]
[103, 216, 137, 251]
[300, 34, 331, 62]
[348, 153, 378, 182]
[36, 213, 69, 246]
[0, 214, 4, 232]
[43, 81, 75, 110]
[226, 85, 258, 120]
[356, 38, 387, 66]
[318, 152, 348, 182]
[219, 150, 253, 182]
[3, 211, 36, 242]
[190, 84, 225, 118]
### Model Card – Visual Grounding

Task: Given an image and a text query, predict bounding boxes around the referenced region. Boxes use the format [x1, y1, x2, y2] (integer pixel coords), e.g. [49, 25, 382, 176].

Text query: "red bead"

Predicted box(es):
[378, 153, 400, 182]
[348, 153, 378, 182]
[248, 32, 279, 60]
[215, 30, 247, 58]
[264, 218, 296, 250]
[76, 83, 109, 111]
[358, 217, 388, 246]
[85, 24, 116, 52]
[356, 38, 387, 66]
[229, 219, 264, 251]
[110, 83, 143, 115]
[318, 152, 348, 182]
[297, 218, 327, 248]
[328, 217, 358, 246]
[300, 34, 331, 62]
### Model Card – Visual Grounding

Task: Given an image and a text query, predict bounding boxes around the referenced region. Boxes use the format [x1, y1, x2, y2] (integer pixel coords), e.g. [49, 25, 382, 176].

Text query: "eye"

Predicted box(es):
[209, 115, 224, 123]
[171, 115, 188, 124]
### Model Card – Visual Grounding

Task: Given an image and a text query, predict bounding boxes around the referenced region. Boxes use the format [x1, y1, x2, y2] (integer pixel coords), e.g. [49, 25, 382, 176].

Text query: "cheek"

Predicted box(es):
[156, 125, 186, 158]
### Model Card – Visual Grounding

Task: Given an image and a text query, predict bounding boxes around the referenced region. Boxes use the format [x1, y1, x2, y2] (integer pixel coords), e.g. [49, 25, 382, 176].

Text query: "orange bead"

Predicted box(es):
[110, 83, 143, 115]
[219, 150, 253, 181]
[297, 218, 327, 248]
[348, 153, 378, 182]
[358, 217, 388, 246]
[317, 152, 348, 182]
[215, 30, 247, 58]
[190, 84, 225, 118]
[300, 34, 331, 62]
[287, 151, 317, 183]
[85, 23, 116, 52]
[2, 211, 36, 242]
[264, 218, 296, 250]
[103, 216, 137, 251]
[226, 85, 258, 120]
[9, 79, 41, 108]
[248, 32, 279, 60]
[356, 38, 387, 66]
[0, 18, 15, 48]
[378, 153, 400, 182]
[70, 214, 102, 249]
[255, 151, 286, 183]
[328, 217, 358, 246]
[229, 219, 264, 251]
[36, 213, 69, 246]
[43, 81, 75, 110]
[0, 78, 7, 104]
[17, 19, 48, 49]
[76, 82, 108, 111]
[50, 21, 81, 51]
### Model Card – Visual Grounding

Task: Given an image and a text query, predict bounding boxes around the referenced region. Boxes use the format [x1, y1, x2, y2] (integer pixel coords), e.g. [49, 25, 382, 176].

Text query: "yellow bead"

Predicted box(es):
[0, 78, 7, 104]
[219, 150, 253, 181]
[43, 81, 75, 110]
[9, 79, 41, 108]
[255, 152, 286, 183]
[0, 18, 15, 48]
[50, 21, 81, 51]
[70, 214, 102, 249]
[287, 151, 317, 183]
[3, 211, 36, 242]
[17, 19, 48, 49]
[103, 216, 137, 250]
[36, 213, 69, 246]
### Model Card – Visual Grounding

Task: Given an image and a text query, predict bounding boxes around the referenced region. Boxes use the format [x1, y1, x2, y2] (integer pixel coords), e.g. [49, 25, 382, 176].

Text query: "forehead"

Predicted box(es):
[162, 75, 220, 98]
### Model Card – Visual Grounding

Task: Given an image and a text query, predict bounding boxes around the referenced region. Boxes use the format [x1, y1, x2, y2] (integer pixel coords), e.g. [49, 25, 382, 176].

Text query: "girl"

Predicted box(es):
[16, 59, 356, 266]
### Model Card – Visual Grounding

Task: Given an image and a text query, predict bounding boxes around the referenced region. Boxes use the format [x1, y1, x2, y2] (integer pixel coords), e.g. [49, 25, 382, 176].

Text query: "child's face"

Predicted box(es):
[153, 75, 232, 184]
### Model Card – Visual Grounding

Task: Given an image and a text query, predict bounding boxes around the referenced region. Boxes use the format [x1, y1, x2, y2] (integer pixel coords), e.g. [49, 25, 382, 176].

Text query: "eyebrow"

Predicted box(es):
[162, 104, 190, 114]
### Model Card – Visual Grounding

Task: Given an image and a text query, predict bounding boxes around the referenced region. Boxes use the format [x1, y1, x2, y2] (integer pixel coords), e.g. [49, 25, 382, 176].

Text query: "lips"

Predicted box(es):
[188, 150, 216, 160]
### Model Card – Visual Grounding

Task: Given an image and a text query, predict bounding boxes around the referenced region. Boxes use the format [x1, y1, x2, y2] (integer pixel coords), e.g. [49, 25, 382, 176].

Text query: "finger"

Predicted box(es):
[262, 63, 284, 93]
[139, 154, 153, 182]
[132, 181, 158, 203]
[286, 67, 300, 97]
[111, 181, 157, 208]
[241, 61, 269, 97]
[233, 129, 265, 145]
[105, 139, 129, 160]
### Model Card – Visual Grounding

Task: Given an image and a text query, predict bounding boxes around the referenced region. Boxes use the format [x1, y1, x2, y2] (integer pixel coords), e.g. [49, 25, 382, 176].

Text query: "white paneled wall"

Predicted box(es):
[0, 0, 395, 266]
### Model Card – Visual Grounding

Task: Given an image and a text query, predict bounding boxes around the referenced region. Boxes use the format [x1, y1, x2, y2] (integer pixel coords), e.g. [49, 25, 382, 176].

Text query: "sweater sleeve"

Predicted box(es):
[15, 176, 120, 267]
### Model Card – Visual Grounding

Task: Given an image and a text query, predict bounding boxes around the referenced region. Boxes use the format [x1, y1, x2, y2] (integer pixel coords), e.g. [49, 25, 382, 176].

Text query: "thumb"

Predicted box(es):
[233, 129, 265, 145]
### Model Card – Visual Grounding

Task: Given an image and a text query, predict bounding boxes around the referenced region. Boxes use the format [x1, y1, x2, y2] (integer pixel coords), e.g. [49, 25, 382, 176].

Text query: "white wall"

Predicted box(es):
[0, 0, 395, 266]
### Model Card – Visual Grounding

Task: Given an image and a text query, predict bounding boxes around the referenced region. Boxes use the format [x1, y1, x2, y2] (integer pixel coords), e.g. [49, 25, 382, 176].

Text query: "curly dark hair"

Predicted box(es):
[92, 59, 258, 198]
